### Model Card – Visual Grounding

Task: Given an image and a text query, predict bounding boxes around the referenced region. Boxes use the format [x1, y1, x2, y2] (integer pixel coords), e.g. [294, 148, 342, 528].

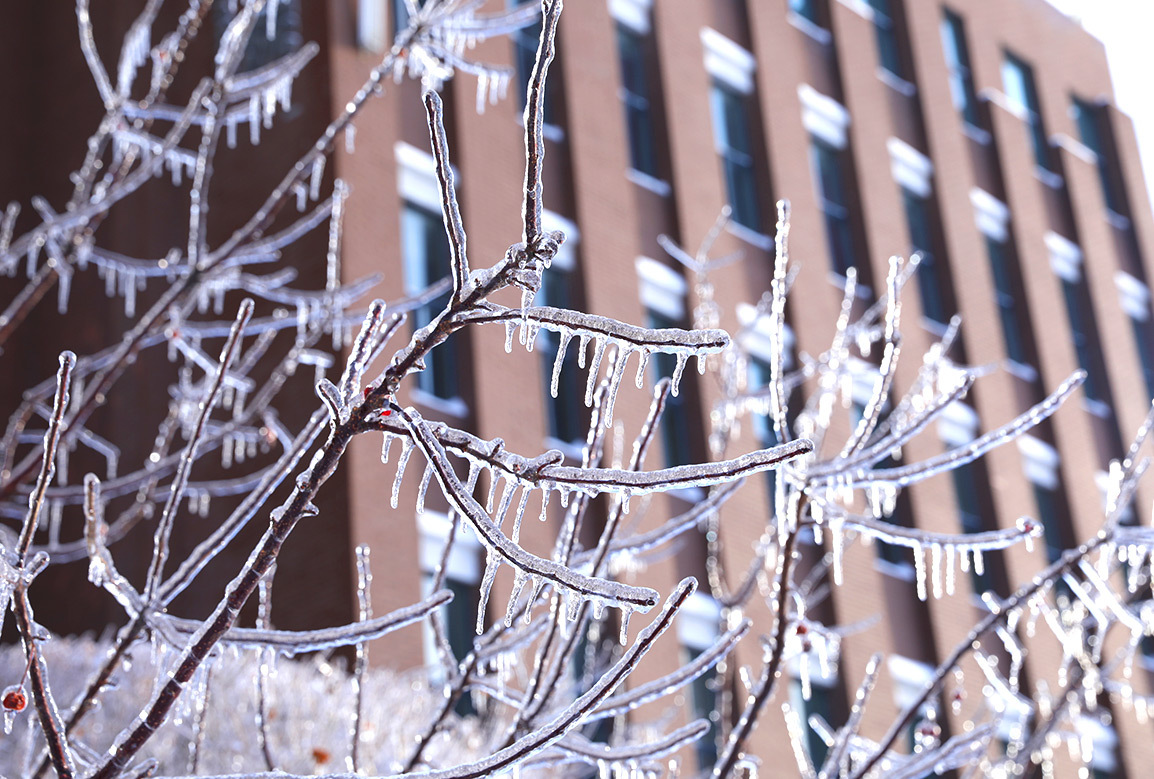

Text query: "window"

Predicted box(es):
[802, 87, 856, 279]
[357, 0, 388, 52]
[971, 189, 1030, 367]
[1018, 436, 1065, 564]
[1072, 98, 1127, 216]
[1116, 273, 1154, 400]
[985, 237, 1028, 365]
[1002, 54, 1052, 172]
[418, 511, 481, 679]
[636, 258, 694, 467]
[1047, 233, 1108, 405]
[940, 9, 980, 129]
[903, 190, 949, 325]
[939, 402, 996, 595]
[790, 0, 823, 27]
[616, 24, 659, 178]
[868, 0, 903, 78]
[402, 205, 460, 401]
[397, 142, 463, 405]
[789, 676, 836, 767]
[213, 0, 303, 72]
[810, 137, 856, 277]
[702, 29, 761, 232]
[678, 593, 721, 772]
[537, 213, 585, 444]
[511, 0, 559, 125]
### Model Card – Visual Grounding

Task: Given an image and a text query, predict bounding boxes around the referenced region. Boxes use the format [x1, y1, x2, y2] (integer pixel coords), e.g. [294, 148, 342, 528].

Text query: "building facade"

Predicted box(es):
[326, 0, 1154, 774]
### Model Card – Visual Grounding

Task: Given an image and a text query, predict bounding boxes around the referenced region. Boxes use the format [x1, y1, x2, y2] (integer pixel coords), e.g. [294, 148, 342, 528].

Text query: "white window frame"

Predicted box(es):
[886, 654, 934, 710]
[635, 256, 687, 321]
[971, 188, 1010, 241]
[1044, 230, 1083, 283]
[1017, 434, 1059, 489]
[542, 210, 579, 271]
[608, 0, 652, 34]
[418, 510, 482, 670]
[1075, 716, 1119, 774]
[701, 28, 756, 95]
[1116, 270, 1150, 321]
[356, 0, 388, 53]
[396, 141, 448, 218]
[937, 400, 978, 447]
[677, 591, 721, 651]
[799, 84, 851, 150]
[736, 303, 795, 370]
[888, 138, 933, 198]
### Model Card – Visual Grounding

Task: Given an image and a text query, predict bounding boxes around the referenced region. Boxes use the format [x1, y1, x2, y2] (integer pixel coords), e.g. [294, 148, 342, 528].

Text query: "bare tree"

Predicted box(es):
[0, 2, 1151, 778]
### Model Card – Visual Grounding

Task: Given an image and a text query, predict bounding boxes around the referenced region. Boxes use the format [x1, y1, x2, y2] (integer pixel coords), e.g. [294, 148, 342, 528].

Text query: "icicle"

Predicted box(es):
[504, 570, 528, 626]
[635, 349, 650, 389]
[914, 542, 928, 601]
[558, 486, 570, 507]
[415, 463, 433, 514]
[538, 489, 551, 522]
[250, 94, 261, 144]
[309, 156, 325, 201]
[226, 115, 238, 148]
[504, 320, 516, 353]
[973, 548, 985, 579]
[945, 544, 956, 596]
[619, 607, 633, 645]
[577, 333, 591, 369]
[585, 337, 608, 406]
[221, 434, 234, 468]
[294, 182, 307, 211]
[670, 352, 688, 397]
[344, 123, 356, 154]
[485, 473, 501, 514]
[603, 350, 629, 428]
[57, 265, 72, 314]
[265, 0, 279, 40]
[931, 543, 943, 599]
[390, 440, 414, 509]
[830, 517, 845, 586]
[476, 551, 499, 634]
[550, 331, 571, 398]
[476, 71, 489, 114]
[511, 488, 531, 543]
[495, 480, 517, 529]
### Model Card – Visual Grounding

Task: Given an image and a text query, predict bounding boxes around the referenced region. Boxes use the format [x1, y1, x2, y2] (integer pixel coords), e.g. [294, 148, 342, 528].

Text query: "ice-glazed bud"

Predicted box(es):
[1017, 516, 1043, 536]
[2, 685, 26, 712]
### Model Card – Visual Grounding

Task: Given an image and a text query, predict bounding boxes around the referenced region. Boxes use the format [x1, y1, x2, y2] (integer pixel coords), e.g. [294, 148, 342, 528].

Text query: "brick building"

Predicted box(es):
[326, 0, 1154, 774]
[3, 0, 1154, 774]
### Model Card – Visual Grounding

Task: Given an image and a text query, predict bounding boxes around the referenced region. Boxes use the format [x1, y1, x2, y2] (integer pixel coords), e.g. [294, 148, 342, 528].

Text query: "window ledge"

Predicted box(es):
[626, 168, 672, 197]
[410, 389, 469, 419]
[1034, 166, 1064, 190]
[1004, 360, 1038, 383]
[1083, 398, 1112, 419]
[962, 122, 992, 146]
[1105, 209, 1132, 230]
[516, 113, 565, 143]
[920, 317, 951, 338]
[837, 0, 876, 20]
[787, 12, 832, 45]
[828, 272, 873, 300]
[877, 68, 916, 97]
[875, 558, 915, 581]
[543, 436, 585, 462]
[726, 221, 773, 251]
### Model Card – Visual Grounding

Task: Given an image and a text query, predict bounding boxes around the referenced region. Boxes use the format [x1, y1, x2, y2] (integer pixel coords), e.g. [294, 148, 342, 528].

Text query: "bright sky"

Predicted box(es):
[1045, 0, 1154, 211]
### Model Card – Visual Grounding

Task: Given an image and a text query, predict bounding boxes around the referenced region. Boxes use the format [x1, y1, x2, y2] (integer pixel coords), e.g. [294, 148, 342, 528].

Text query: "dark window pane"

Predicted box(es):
[617, 26, 659, 177]
[686, 646, 719, 770]
[986, 237, 1029, 364]
[810, 138, 855, 276]
[1131, 316, 1154, 400]
[1032, 483, 1066, 564]
[1060, 277, 1105, 404]
[951, 461, 993, 594]
[869, 0, 902, 77]
[402, 204, 460, 400]
[790, 0, 822, 25]
[213, 1, 303, 72]
[1073, 98, 1127, 215]
[539, 270, 585, 442]
[710, 83, 761, 231]
[903, 189, 947, 324]
[648, 310, 694, 466]
[941, 10, 980, 127]
[1002, 54, 1052, 171]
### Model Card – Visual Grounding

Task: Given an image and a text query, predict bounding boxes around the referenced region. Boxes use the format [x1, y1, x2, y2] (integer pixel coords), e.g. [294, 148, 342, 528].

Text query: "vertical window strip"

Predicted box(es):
[940, 9, 980, 128]
[985, 236, 1029, 365]
[868, 0, 903, 78]
[617, 24, 659, 177]
[1073, 98, 1128, 217]
[1002, 54, 1052, 172]
[810, 137, 856, 277]
[710, 82, 761, 231]
[902, 188, 948, 324]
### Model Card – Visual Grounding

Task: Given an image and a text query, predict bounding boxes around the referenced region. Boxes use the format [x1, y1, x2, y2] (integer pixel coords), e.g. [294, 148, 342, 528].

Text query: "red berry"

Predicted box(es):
[3, 690, 26, 712]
